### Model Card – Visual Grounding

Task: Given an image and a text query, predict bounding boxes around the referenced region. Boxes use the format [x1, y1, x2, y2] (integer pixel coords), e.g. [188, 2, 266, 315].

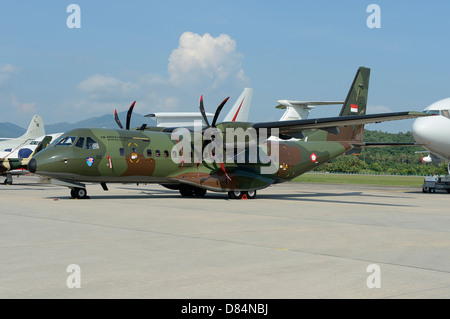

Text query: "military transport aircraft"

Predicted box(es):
[28, 67, 430, 199]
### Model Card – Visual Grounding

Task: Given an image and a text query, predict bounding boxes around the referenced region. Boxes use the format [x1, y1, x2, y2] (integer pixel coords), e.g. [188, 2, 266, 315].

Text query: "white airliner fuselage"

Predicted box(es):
[412, 98, 450, 170]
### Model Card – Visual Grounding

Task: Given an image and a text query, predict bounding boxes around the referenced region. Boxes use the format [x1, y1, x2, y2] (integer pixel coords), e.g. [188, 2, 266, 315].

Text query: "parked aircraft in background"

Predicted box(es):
[0, 115, 49, 184]
[1, 135, 56, 184]
[144, 88, 253, 127]
[276, 100, 343, 121]
[0, 115, 45, 158]
[412, 98, 450, 173]
[28, 67, 430, 199]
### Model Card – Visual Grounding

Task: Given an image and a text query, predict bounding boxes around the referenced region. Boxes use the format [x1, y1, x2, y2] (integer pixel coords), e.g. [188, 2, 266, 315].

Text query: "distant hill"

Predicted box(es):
[0, 122, 26, 138]
[0, 112, 154, 137]
[45, 112, 151, 134]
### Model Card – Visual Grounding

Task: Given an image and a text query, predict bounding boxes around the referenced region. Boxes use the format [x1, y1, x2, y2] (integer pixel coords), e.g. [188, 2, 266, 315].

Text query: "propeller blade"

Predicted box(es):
[114, 109, 124, 129]
[211, 97, 230, 127]
[126, 101, 136, 130]
[199, 95, 210, 127]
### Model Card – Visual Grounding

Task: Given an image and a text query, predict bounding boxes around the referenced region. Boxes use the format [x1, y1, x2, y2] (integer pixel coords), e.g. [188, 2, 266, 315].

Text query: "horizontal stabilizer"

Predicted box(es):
[276, 100, 344, 109]
[276, 100, 344, 121]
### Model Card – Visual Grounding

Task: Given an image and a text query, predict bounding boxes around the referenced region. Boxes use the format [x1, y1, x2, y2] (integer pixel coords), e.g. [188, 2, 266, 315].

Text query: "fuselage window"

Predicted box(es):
[147, 149, 152, 157]
[57, 136, 76, 146]
[75, 137, 85, 148]
[172, 150, 178, 158]
[156, 150, 160, 157]
[441, 110, 450, 119]
[86, 137, 99, 150]
[164, 150, 169, 158]
[119, 148, 125, 156]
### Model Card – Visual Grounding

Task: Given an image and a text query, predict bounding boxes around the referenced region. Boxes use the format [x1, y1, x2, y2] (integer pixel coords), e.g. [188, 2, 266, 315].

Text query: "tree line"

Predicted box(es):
[313, 130, 448, 176]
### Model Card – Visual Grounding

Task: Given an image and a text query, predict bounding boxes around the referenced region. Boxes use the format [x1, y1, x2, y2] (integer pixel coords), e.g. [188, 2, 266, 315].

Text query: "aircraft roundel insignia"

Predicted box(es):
[310, 153, 318, 162]
[86, 157, 94, 167]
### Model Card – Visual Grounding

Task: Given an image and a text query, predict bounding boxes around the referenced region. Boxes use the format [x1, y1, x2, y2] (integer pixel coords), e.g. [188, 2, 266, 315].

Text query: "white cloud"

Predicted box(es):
[0, 64, 20, 91]
[77, 74, 138, 101]
[72, 32, 250, 120]
[168, 32, 249, 89]
[11, 95, 36, 114]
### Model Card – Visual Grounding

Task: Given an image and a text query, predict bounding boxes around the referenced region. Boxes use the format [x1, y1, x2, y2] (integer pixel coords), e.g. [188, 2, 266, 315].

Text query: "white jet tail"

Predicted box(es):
[22, 115, 45, 140]
[223, 88, 253, 122]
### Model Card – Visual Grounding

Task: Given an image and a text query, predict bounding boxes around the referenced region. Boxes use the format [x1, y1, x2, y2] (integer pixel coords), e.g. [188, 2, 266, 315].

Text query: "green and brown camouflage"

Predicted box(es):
[28, 67, 430, 199]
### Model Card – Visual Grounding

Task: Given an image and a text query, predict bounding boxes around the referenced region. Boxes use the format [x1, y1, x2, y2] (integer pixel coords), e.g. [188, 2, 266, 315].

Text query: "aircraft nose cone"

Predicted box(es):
[28, 158, 37, 173]
[411, 117, 429, 144]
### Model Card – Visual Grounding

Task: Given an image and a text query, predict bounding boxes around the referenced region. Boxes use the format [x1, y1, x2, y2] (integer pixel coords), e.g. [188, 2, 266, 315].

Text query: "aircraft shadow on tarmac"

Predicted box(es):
[38, 187, 415, 207]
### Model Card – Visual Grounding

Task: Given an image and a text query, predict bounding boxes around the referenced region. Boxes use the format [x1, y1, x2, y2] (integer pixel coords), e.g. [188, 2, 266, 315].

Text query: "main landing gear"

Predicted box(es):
[178, 185, 257, 199]
[227, 190, 256, 199]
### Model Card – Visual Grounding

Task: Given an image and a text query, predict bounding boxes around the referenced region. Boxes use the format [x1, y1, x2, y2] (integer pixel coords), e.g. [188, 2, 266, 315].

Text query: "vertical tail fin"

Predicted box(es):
[21, 115, 45, 140]
[339, 67, 370, 117]
[317, 67, 371, 145]
[223, 88, 253, 122]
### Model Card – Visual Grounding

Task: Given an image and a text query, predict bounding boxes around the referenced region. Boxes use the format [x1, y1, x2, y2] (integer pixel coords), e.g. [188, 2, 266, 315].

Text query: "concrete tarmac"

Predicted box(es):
[1, 175, 450, 299]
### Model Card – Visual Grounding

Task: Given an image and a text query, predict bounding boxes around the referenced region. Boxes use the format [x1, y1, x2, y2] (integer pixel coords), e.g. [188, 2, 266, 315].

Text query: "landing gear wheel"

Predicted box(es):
[71, 187, 89, 199]
[193, 187, 207, 197]
[228, 191, 244, 199]
[179, 185, 194, 197]
[246, 190, 257, 199]
[228, 190, 257, 199]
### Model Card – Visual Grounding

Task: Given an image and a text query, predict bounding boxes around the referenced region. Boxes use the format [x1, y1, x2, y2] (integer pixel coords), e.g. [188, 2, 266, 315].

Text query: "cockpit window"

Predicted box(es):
[75, 137, 85, 148]
[441, 110, 450, 119]
[57, 136, 77, 146]
[85, 137, 99, 150]
[425, 110, 440, 115]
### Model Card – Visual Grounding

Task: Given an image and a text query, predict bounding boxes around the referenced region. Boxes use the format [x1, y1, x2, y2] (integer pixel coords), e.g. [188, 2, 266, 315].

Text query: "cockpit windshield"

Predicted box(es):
[86, 137, 99, 149]
[57, 136, 77, 146]
[425, 109, 450, 119]
[52, 134, 100, 149]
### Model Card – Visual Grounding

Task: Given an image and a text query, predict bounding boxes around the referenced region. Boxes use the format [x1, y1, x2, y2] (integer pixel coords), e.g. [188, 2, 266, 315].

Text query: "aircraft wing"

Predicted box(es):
[253, 111, 429, 135]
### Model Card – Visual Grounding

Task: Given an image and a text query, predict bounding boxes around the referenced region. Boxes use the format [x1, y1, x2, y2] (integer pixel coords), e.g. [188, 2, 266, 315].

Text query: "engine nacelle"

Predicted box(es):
[422, 154, 442, 164]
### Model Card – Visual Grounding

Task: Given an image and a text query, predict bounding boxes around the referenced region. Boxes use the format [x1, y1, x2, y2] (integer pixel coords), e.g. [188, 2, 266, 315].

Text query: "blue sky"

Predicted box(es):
[1, 1, 449, 133]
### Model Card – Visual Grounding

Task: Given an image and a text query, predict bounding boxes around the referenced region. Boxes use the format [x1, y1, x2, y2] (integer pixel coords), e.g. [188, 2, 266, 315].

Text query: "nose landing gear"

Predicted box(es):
[70, 187, 89, 199]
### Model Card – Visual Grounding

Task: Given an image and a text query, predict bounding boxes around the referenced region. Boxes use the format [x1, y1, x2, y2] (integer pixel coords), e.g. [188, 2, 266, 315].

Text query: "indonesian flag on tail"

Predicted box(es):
[350, 104, 358, 113]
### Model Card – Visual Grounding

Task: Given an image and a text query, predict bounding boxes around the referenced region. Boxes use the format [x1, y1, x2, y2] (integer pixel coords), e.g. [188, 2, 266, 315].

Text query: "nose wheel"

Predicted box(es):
[71, 187, 89, 199]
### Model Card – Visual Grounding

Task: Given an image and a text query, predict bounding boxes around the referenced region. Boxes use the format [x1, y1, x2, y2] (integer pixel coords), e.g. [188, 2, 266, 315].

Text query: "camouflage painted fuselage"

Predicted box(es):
[30, 127, 352, 192]
[30, 66, 372, 193]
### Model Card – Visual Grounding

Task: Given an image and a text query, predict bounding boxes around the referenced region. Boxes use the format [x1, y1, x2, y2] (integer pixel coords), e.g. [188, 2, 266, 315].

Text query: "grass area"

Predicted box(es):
[291, 173, 424, 187]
